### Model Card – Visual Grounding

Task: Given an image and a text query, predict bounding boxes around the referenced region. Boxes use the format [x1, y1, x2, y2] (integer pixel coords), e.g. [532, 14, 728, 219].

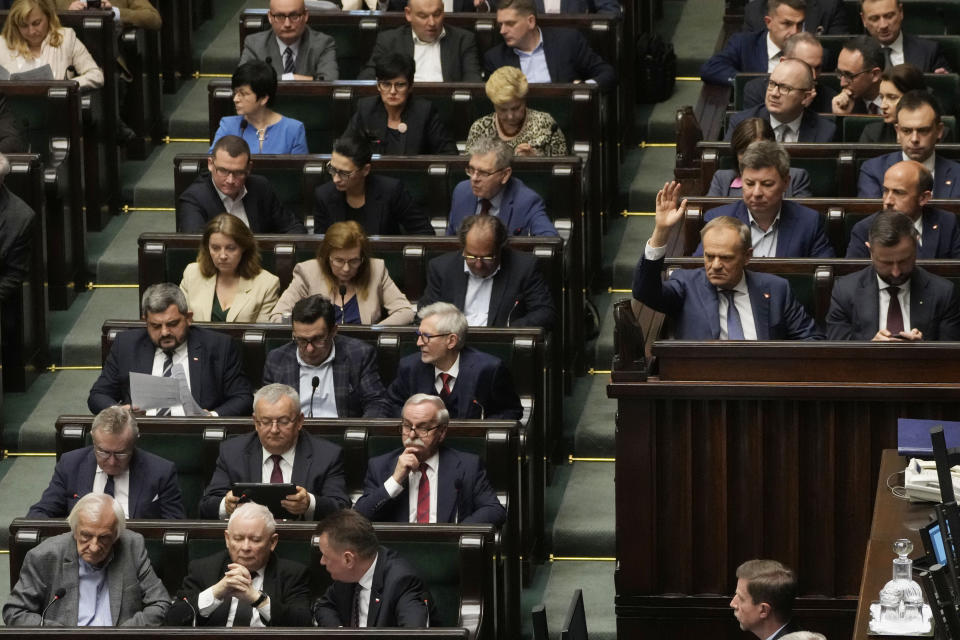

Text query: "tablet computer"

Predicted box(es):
[232, 482, 297, 519]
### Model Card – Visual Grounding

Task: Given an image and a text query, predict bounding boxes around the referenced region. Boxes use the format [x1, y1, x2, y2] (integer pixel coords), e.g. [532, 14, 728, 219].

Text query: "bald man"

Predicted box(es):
[742, 32, 838, 113]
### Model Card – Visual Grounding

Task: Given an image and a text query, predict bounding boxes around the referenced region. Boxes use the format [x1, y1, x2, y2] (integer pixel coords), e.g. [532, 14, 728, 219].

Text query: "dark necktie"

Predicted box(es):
[479, 198, 492, 215]
[416, 463, 431, 523]
[269, 454, 284, 483]
[103, 474, 115, 497]
[439, 372, 452, 399]
[887, 286, 905, 334]
[351, 583, 362, 627]
[883, 46, 893, 70]
[869, 101, 880, 115]
[283, 47, 295, 74]
[722, 290, 745, 340]
[155, 350, 175, 417]
[232, 571, 257, 627]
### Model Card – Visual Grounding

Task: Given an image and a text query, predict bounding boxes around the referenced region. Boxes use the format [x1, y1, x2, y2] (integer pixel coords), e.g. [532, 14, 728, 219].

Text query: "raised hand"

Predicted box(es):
[650, 181, 688, 248]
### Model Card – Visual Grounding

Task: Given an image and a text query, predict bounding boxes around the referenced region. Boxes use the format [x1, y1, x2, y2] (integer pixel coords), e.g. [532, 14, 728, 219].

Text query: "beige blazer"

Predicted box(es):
[270, 257, 415, 325]
[0, 27, 104, 91]
[180, 262, 280, 322]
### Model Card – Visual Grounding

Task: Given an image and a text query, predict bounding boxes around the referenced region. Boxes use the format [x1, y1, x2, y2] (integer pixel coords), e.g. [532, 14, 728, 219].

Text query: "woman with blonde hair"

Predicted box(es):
[466, 66, 567, 157]
[0, 0, 103, 90]
[180, 213, 279, 322]
[271, 220, 415, 325]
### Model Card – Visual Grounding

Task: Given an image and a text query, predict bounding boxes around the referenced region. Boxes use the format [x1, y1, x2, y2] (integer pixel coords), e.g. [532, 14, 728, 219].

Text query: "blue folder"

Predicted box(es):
[898, 418, 960, 457]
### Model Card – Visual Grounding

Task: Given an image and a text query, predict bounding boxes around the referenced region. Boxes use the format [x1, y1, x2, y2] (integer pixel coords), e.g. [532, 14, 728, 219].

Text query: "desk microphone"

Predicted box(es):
[506, 299, 520, 327]
[309, 375, 320, 418]
[453, 478, 462, 523]
[180, 596, 197, 627]
[472, 399, 485, 420]
[40, 588, 66, 626]
[338, 285, 347, 323]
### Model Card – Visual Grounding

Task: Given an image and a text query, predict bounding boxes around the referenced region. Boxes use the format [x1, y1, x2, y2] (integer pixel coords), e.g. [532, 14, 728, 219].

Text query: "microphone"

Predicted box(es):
[506, 299, 520, 327]
[423, 598, 431, 627]
[240, 118, 248, 133]
[453, 479, 462, 523]
[472, 399, 485, 420]
[40, 588, 66, 626]
[309, 375, 320, 418]
[338, 285, 347, 324]
[536, 122, 559, 152]
[311, 598, 324, 625]
[178, 596, 197, 627]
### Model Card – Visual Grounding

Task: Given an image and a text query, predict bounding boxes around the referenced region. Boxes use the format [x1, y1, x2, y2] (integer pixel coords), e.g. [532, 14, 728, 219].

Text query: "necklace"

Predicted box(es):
[256, 127, 267, 152]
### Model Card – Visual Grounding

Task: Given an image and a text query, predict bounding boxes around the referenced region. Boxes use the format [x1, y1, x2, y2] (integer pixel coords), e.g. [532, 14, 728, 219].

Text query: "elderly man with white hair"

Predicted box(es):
[3, 493, 169, 626]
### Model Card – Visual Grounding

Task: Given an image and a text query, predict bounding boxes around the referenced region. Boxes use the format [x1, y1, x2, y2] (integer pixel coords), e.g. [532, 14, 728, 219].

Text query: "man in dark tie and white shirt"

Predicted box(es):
[860, 0, 949, 73]
[239, 0, 338, 81]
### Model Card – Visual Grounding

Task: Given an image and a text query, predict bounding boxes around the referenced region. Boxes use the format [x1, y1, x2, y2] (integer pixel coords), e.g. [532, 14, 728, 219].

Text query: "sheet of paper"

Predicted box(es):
[129, 371, 181, 410]
[171, 364, 204, 416]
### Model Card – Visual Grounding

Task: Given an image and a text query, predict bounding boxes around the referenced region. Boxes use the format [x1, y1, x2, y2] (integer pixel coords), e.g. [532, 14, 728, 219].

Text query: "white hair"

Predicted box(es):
[68, 493, 125, 537]
[229, 501, 277, 536]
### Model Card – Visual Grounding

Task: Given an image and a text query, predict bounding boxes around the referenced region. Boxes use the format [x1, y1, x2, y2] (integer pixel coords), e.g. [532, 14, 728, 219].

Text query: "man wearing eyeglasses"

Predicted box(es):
[831, 35, 884, 115]
[199, 383, 350, 520]
[741, 32, 838, 115]
[726, 58, 835, 143]
[28, 406, 185, 519]
[178, 135, 306, 233]
[354, 393, 507, 525]
[239, 0, 338, 82]
[262, 294, 392, 418]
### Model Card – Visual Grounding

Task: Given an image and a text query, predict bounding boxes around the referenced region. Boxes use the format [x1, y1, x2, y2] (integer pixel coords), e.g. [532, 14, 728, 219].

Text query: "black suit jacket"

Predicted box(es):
[0, 92, 26, 154]
[386, 0, 484, 10]
[743, 0, 848, 34]
[742, 74, 838, 113]
[354, 445, 507, 525]
[177, 173, 306, 234]
[725, 104, 836, 142]
[419, 249, 557, 329]
[198, 431, 350, 519]
[771, 620, 803, 640]
[313, 173, 434, 235]
[87, 327, 253, 416]
[313, 547, 436, 627]
[483, 27, 616, 90]
[168, 551, 313, 626]
[0, 185, 35, 302]
[359, 24, 482, 82]
[826, 265, 960, 340]
[345, 95, 457, 156]
[903, 32, 950, 72]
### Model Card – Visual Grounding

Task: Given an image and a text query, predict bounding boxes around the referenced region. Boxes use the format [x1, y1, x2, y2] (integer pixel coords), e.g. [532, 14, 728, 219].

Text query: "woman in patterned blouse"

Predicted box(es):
[466, 66, 568, 157]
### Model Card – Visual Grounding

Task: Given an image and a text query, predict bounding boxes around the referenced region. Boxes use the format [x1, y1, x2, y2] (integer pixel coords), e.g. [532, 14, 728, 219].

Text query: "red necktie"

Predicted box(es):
[439, 372, 452, 398]
[269, 454, 283, 483]
[416, 463, 430, 523]
[479, 198, 492, 215]
[886, 286, 904, 334]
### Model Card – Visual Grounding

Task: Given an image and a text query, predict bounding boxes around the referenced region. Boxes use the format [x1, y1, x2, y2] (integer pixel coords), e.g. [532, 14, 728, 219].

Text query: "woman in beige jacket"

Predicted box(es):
[180, 214, 279, 322]
[271, 220, 415, 325]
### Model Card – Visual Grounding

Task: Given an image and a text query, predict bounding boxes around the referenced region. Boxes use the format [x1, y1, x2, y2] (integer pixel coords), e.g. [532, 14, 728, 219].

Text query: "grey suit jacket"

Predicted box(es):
[2, 530, 169, 626]
[240, 28, 338, 81]
[359, 24, 482, 82]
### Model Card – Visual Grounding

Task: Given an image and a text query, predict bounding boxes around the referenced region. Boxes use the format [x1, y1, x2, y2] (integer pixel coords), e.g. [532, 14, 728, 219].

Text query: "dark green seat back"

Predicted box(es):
[270, 95, 339, 153]
[388, 539, 460, 627]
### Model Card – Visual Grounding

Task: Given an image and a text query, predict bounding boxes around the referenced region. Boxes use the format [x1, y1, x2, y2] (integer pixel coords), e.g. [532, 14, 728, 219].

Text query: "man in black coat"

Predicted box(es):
[741, 32, 838, 113]
[743, 0, 848, 34]
[0, 153, 35, 302]
[177, 135, 305, 233]
[860, 0, 950, 73]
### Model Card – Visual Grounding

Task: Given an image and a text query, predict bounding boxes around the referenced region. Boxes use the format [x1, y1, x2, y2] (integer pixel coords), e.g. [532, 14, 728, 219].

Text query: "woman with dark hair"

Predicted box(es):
[345, 52, 457, 155]
[209, 60, 308, 154]
[271, 220, 415, 325]
[860, 63, 926, 143]
[707, 117, 812, 197]
[180, 213, 279, 322]
[313, 132, 434, 235]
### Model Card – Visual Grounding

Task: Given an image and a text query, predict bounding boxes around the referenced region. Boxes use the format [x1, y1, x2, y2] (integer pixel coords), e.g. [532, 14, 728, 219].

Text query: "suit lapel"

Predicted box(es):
[226, 278, 255, 322]
[439, 33, 455, 81]
[127, 451, 147, 517]
[774, 202, 798, 257]
[922, 209, 940, 259]
[693, 271, 722, 338]
[488, 270, 507, 326]
[107, 541, 123, 624]
[367, 551, 386, 626]
[745, 272, 771, 339]
[436, 448, 459, 522]
[194, 275, 217, 320]
[291, 434, 312, 488]
[188, 335, 203, 408]
[60, 544, 80, 625]
[135, 334, 155, 375]
[910, 269, 933, 332]
[936, 156, 957, 198]
[862, 268, 881, 335]
[331, 340, 350, 417]
[499, 180, 517, 234]
[79, 448, 98, 497]
[246, 433, 263, 482]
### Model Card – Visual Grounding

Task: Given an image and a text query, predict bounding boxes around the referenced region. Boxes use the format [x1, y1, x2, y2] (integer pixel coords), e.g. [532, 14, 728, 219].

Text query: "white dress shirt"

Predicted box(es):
[885, 31, 905, 66]
[275, 36, 301, 80]
[434, 354, 460, 394]
[93, 467, 130, 516]
[769, 112, 803, 143]
[217, 441, 318, 519]
[747, 208, 782, 257]
[463, 261, 500, 326]
[876, 276, 912, 332]
[905, 151, 937, 180]
[297, 345, 337, 417]
[543, 0, 561, 11]
[356, 554, 379, 627]
[212, 177, 250, 228]
[412, 29, 445, 82]
[474, 189, 504, 216]
[148, 342, 190, 416]
[717, 276, 758, 340]
[766, 33, 782, 72]
[383, 451, 441, 522]
[197, 570, 270, 626]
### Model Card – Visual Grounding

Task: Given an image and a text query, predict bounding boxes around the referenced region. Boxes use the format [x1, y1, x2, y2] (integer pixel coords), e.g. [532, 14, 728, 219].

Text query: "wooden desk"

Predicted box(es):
[853, 450, 935, 640]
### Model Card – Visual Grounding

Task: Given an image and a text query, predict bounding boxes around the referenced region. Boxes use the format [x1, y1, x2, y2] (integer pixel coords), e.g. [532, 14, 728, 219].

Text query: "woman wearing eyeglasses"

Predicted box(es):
[209, 60, 309, 155]
[180, 214, 280, 322]
[271, 220, 416, 325]
[345, 52, 457, 155]
[313, 132, 434, 235]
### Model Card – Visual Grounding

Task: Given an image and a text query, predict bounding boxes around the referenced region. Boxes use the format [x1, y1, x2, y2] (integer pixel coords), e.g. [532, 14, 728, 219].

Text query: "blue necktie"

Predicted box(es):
[722, 290, 745, 340]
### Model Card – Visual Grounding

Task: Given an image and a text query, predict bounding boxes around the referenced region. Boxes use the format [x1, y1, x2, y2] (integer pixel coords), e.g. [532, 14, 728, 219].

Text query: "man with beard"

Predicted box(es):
[827, 210, 960, 340]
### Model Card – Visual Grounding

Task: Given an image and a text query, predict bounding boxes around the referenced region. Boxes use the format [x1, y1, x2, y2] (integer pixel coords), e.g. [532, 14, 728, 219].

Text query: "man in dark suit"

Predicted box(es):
[701, 0, 805, 86]
[419, 214, 557, 329]
[743, 0, 847, 34]
[827, 211, 960, 341]
[262, 294, 391, 418]
[861, 0, 950, 73]
[484, 0, 616, 91]
[385, 302, 523, 420]
[447, 137, 557, 236]
[633, 181, 821, 341]
[239, 0, 338, 81]
[832, 35, 884, 115]
[28, 407, 185, 519]
[742, 32, 838, 113]
[355, 393, 507, 524]
[0, 153, 36, 302]
[198, 383, 350, 520]
[177, 135, 305, 233]
[87, 283, 253, 416]
[847, 160, 960, 258]
[858, 90, 960, 198]
[730, 559, 801, 640]
[359, 0, 482, 82]
[384, 0, 489, 11]
[534, 0, 620, 13]
[727, 59, 835, 143]
[166, 503, 312, 626]
[694, 141, 834, 258]
[313, 509, 436, 627]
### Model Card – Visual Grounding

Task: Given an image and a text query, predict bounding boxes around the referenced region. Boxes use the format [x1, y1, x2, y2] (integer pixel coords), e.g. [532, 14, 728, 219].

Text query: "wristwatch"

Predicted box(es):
[252, 591, 268, 608]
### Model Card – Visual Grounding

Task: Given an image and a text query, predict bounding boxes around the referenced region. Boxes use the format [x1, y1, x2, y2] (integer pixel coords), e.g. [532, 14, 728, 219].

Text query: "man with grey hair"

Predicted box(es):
[28, 406, 185, 519]
[446, 137, 556, 237]
[199, 382, 350, 520]
[3, 494, 169, 626]
[384, 302, 522, 420]
[166, 502, 312, 626]
[88, 282, 253, 415]
[354, 392, 506, 524]
[694, 140, 834, 258]
[0, 151, 38, 302]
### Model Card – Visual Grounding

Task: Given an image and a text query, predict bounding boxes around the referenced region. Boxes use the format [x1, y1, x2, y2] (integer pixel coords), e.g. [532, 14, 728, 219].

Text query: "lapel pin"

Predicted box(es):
[375, 598, 381, 603]
[934, 224, 939, 230]
[947, 180, 953, 186]
[763, 292, 770, 299]
[192, 356, 199, 361]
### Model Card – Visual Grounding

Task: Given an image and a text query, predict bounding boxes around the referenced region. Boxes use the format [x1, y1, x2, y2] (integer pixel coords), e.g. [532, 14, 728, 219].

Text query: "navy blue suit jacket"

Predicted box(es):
[858, 152, 960, 199]
[27, 446, 185, 519]
[314, 173, 434, 235]
[826, 265, 960, 340]
[534, 0, 621, 13]
[742, 75, 838, 113]
[384, 347, 523, 420]
[446, 177, 557, 236]
[198, 431, 350, 519]
[845, 207, 960, 258]
[700, 30, 769, 86]
[87, 327, 253, 416]
[742, 0, 847, 34]
[725, 104, 836, 142]
[353, 445, 507, 525]
[694, 200, 835, 258]
[632, 256, 822, 340]
[177, 173, 305, 234]
[483, 27, 616, 91]
[904, 33, 951, 73]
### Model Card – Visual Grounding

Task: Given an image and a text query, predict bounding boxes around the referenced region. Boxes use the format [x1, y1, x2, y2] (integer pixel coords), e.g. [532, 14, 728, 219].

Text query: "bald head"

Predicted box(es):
[765, 58, 815, 121]
[882, 160, 932, 220]
[406, 0, 445, 42]
[782, 33, 823, 79]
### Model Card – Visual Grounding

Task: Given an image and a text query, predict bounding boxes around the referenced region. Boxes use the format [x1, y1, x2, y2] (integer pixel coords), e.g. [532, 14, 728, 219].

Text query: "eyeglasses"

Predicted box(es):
[293, 335, 330, 349]
[415, 330, 452, 342]
[465, 166, 505, 179]
[330, 256, 363, 269]
[212, 164, 250, 180]
[94, 447, 132, 460]
[400, 422, 442, 436]
[269, 10, 306, 22]
[326, 164, 359, 180]
[837, 68, 870, 82]
[462, 253, 497, 263]
[766, 80, 810, 95]
[377, 80, 410, 93]
[255, 417, 297, 428]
